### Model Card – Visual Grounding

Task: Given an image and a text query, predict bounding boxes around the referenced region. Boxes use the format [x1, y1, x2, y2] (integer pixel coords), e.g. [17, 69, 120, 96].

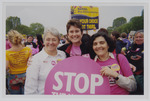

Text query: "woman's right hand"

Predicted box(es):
[100, 66, 119, 78]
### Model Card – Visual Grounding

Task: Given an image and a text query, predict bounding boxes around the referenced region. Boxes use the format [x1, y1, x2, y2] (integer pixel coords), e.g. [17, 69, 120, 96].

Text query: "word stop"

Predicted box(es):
[52, 72, 104, 94]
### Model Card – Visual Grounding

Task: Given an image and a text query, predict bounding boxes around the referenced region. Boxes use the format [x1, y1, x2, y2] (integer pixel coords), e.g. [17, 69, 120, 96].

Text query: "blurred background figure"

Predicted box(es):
[35, 34, 44, 52]
[6, 36, 11, 50]
[63, 34, 70, 44]
[120, 32, 131, 50]
[97, 28, 108, 35]
[125, 30, 144, 95]
[81, 33, 91, 48]
[6, 30, 32, 94]
[111, 31, 127, 54]
[128, 31, 136, 44]
[58, 34, 66, 48]
[24, 35, 38, 55]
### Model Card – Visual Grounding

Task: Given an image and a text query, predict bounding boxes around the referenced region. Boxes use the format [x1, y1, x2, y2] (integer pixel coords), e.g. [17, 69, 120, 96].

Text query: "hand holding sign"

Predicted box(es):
[45, 56, 110, 95]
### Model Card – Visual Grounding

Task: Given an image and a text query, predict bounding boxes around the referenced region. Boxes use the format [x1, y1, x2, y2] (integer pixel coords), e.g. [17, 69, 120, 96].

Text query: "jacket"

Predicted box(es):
[125, 43, 144, 75]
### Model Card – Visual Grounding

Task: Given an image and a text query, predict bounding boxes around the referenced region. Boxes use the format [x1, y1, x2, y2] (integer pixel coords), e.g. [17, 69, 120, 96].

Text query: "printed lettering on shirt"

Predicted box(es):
[9, 50, 28, 66]
[109, 77, 115, 85]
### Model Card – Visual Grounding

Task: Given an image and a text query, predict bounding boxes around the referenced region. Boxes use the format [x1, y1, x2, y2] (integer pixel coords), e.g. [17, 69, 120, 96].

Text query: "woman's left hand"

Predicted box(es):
[100, 66, 119, 78]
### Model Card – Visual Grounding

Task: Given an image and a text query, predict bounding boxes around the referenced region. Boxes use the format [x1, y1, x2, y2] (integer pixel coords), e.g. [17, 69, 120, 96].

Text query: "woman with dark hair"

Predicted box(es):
[36, 34, 44, 52]
[90, 32, 115, 59]
[58, 19, 90, 57]
[89, 32, 136, 95]
[24, 35, 37, 48]
[24, 35, 38, 55]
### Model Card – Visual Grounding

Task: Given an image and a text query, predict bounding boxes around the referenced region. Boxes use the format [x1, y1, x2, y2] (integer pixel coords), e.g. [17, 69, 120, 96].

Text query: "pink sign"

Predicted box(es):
[44, 56, 110, 95]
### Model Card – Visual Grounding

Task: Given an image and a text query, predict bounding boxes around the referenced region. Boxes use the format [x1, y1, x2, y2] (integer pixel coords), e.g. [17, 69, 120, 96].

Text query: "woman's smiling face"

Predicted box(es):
[67, 26, 83, 45]
[44, 32, 59, 52]
[93, 36, 109, 57]
[134, 32, 144, 45]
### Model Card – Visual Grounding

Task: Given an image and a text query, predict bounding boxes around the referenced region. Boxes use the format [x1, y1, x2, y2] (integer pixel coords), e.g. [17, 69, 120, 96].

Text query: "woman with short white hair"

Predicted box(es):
[125, 30, 144, 94]
[25, 27, 66, 94]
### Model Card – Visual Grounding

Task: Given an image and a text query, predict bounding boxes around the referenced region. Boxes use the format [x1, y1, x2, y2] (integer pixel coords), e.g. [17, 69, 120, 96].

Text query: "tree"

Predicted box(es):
[113, 17, 127, 28]
[129, 16, 143, 31]
[107, 26, 114, 35]
[30, 23, 44, 36]
[6, 16, 21, 33]
[114, 22, 132, 34]
[15, 24, 31, 35]
[107, 10, 144, 34]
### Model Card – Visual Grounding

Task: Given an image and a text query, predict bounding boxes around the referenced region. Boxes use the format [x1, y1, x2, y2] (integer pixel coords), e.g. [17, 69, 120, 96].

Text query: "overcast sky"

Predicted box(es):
[5, 3, 144, 35]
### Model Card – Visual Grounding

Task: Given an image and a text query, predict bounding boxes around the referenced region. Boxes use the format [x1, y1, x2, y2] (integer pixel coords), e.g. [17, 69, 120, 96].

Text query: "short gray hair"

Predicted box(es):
[134, 30, 144, 36]
[43, 27, 60, 41]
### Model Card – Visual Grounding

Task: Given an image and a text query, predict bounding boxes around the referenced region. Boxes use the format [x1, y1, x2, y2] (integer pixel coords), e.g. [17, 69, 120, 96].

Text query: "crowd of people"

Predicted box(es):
[6, 18, 144, 95]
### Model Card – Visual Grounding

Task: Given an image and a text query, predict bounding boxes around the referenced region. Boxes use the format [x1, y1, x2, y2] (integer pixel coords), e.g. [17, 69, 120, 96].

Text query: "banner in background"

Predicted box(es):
[44, 56, 110, 95]
[71, 6, 99, 30]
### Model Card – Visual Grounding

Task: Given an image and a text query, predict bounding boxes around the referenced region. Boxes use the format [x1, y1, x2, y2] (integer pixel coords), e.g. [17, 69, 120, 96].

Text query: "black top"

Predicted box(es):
[58, 34, 91, 57]
[125, 43, 144, 75]
[58, 42, 90, 58]
[24, 42, 37, 48]
[116, 38, 127, 54]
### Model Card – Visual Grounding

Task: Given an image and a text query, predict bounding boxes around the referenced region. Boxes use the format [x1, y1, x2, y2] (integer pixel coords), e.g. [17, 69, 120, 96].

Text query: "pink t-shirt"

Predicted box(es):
[96, 53, 133, 95]
[70, 45, 81, 56]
